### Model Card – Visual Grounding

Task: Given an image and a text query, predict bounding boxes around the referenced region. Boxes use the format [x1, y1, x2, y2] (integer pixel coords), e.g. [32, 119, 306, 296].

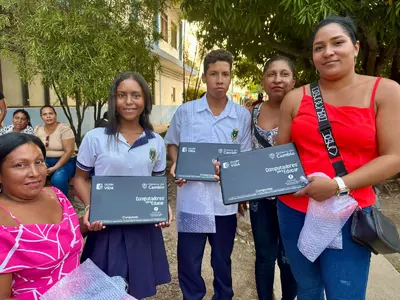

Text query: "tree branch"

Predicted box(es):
[264, 35, 309, 58]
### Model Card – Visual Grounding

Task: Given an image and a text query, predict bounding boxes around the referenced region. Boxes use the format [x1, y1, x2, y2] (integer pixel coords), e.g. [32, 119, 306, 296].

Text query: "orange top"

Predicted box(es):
[280, 78, 381, 213]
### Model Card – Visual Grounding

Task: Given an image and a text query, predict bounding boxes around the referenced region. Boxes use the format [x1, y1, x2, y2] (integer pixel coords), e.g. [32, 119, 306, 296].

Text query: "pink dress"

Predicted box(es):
[0, 187, 83, 299]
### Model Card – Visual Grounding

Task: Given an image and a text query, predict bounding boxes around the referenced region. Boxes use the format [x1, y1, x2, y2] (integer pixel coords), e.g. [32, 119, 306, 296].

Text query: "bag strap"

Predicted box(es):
[309, 82, 348, 177]
[251, 104, 272, 148]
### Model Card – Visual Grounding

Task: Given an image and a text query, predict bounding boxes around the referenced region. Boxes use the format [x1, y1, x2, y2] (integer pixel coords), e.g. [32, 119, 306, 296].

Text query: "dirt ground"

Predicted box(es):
[147, 170, 258, 300]
[70, 168, 400, 300]
[375, 180, 400, 273]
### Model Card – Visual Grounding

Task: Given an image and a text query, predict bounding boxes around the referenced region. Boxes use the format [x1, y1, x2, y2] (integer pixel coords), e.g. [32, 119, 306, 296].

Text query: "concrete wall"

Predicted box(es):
[154, 68, 183, 106]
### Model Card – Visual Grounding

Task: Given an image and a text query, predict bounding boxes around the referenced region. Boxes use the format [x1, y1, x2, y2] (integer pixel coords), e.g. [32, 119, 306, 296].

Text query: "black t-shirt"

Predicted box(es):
[0, 91, 4, 100]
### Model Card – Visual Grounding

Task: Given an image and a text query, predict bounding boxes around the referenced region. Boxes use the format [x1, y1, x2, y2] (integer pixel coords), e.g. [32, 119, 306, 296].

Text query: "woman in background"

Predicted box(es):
[0, 109, 34, 135]
[246, 56, 297, 300]
[34, 105, 76, 198]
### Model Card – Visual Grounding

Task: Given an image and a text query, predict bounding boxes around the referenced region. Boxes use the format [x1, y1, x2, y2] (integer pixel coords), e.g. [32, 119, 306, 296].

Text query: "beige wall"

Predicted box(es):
[28, 75, 45, 107]
[1, 56, 78, 107]
[154, 68, 183, 106]
[1, 57, 23, 106]
[159, 39, 180, 60]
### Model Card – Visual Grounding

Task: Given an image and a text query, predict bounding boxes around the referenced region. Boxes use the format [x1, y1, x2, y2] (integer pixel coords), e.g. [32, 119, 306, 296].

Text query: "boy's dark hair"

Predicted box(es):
[311, 16, 358, 46]
[263, 55, 296, 78]
[203, 49, 233, 74]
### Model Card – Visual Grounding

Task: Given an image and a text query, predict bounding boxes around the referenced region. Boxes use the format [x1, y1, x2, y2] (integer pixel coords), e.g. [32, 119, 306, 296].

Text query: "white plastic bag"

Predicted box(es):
[298, 172, 358, 262]
[42, 259, 136, 300]
[176, 182, 216, 233]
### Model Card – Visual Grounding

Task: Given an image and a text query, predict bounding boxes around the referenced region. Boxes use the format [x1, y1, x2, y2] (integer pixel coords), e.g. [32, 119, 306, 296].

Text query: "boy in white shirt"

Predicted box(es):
[165, 49, 251, 300]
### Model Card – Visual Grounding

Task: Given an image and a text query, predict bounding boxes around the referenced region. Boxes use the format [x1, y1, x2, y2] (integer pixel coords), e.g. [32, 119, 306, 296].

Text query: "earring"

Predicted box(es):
[0, 184, 2, 193]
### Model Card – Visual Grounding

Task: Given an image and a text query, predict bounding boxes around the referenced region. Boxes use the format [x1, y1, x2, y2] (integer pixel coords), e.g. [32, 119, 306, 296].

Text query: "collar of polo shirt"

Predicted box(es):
[195, 96, 237, 119]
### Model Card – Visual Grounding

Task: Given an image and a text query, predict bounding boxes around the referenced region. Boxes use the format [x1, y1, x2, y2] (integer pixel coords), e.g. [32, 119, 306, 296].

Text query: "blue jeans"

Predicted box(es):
[46, 156, 76, 198]
[250, 199, 297, 300]
[277, 200, 371, 300]
[178, 215, 237, 300]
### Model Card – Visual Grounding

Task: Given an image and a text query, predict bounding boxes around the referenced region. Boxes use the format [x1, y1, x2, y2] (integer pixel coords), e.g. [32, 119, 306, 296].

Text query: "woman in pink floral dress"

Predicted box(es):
[0, 133, 83, 299]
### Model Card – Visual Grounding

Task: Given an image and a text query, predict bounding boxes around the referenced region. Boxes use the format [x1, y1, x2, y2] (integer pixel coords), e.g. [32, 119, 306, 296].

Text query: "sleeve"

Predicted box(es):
[240, 109, 252, 152]
[0, 91, 4, 100]
[23, 126, 34, 135]
[60, 124, 75, 140]
[76, 130, 96, 172]
[164, 107, 181, 146]
[153, 135, 166, 176]
[0, 127, 6, 136]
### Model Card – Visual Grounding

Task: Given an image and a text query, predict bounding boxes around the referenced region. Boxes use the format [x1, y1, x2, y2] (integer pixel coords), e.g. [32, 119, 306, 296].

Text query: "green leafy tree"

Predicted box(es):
[0, 0, 165, 145]
[181, 0, 400, 86]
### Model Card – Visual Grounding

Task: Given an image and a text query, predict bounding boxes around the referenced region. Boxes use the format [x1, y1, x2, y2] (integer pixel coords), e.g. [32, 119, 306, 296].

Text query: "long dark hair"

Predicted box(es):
[106, 72, 154, 137]
[13, 109, 32, 127]
[0, 133, 46, 175]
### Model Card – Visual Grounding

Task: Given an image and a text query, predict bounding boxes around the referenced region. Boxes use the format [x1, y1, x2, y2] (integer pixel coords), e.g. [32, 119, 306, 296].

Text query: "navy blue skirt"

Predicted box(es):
[81, 224, 171, 299]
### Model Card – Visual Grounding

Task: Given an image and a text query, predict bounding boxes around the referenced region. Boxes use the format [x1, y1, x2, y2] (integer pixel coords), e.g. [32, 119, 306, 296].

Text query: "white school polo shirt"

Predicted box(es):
[77, 128, 166, 176]
[165, 95, 252, 216]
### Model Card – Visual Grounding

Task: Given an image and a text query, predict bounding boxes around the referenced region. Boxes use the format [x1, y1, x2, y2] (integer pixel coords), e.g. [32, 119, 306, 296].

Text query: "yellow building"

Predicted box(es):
[0, 4, 195, 131]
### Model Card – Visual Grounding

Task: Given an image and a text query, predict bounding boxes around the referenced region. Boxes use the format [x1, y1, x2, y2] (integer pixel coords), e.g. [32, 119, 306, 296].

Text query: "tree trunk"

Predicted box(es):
[0, 60, 3, 91]
[364, 36, 379, 75]
[194, 47, 206, 99]
[52, 82, 74, 128]
[390, 51, 400, 84]
[96, 100, 106, 121]
[93, 104, 97, 124]
[186, 44, 198, 100]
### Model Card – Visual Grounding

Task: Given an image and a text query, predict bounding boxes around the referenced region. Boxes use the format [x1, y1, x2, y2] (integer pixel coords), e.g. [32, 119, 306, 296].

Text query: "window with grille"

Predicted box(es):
[161, 12, 168, 42]
[171, 22, 178, 49]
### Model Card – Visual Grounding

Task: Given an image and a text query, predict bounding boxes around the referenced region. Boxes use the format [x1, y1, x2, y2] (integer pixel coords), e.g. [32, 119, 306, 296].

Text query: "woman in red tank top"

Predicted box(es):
[276, 16, 400, 300]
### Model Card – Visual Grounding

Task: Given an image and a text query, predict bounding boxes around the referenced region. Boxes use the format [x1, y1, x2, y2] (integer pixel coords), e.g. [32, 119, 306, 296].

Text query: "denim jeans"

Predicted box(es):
[277, 200, 371, 300]
[250, 199, 297, 300]
[46, 156, 76, 198]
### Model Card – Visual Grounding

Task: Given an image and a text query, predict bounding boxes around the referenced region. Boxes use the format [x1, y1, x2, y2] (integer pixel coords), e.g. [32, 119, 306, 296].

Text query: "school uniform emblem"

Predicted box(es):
[231, 128, 239, 142]
[149, 148, 156, 162]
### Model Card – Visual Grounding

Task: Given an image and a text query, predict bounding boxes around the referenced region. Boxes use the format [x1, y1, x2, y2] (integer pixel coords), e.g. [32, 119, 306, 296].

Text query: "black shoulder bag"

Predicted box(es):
[251, 103, 272, 148]
[310, 82, 400, 255]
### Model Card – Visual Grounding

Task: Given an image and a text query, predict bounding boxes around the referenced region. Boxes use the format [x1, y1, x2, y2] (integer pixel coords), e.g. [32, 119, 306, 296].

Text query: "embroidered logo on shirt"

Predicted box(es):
[231, 128, 239, 142]
[149, 148, 156, 162]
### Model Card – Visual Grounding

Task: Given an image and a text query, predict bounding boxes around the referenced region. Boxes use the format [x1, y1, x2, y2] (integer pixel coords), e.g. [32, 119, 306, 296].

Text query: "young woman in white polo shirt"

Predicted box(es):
[73, 72, 173, 299]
